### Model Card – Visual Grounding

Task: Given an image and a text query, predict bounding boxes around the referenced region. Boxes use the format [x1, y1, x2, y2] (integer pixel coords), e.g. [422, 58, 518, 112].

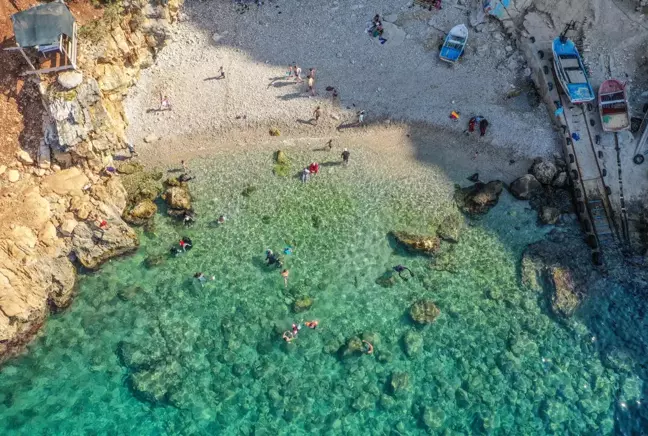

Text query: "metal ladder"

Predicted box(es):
[588, 199, 615, 248]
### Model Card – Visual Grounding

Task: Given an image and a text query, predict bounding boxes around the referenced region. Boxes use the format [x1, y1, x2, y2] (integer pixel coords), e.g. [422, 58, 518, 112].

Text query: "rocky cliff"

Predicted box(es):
[0, 0, 182, 364]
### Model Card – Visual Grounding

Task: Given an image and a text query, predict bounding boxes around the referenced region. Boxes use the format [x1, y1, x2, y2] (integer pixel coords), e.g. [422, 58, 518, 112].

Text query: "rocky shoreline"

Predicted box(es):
[0, 0, 182, 364]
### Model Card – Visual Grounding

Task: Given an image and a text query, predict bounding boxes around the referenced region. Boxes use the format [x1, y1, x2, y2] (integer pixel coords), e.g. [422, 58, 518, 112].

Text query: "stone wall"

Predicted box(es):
[0, 0, 182, 364]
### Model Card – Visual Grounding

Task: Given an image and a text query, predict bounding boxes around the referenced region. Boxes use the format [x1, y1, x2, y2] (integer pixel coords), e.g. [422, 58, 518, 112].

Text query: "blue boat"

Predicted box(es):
[552, 37, 594, 104]
[439, 24, 468, 64]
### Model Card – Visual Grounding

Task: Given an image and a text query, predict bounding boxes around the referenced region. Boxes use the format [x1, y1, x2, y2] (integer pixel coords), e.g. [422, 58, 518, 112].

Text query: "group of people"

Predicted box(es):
[282, 320, 320, 343]
[467, 115, 489, 137]
[286, 64, 317, 96]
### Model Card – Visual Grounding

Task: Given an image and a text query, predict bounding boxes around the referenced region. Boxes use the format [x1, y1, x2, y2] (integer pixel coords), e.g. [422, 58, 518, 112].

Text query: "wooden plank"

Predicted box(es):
[22, 65, 74, 75]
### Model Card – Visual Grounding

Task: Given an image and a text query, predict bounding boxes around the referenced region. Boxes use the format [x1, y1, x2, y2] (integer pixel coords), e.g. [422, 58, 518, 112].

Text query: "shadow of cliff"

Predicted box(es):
[0, 36, 47, 165]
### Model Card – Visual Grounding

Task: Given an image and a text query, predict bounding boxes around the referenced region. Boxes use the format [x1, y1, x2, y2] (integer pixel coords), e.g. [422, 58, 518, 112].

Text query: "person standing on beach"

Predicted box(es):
[127, 141, 138, 158]
[181, 160, 188, 173]
[218, 66, 225, 79]
[342, 148, 350, 166]
[160, 93, 171, 111]
[307, 74, 316, 96]
[357, 110, 366, 125]
[313, 106, 322, 125]
[327, 139, 333, 151]
[294, 64, 303, 83]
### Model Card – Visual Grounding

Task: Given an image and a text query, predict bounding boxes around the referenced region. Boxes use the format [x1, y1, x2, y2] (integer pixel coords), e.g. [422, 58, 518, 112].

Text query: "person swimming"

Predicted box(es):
[265, 249, 283, 268]
[282, 331, 295, 343]
[283, 246, 293, 255]
[291, 322, 302, 336]
[362, 340, 374, 355]
[304, 320, 319, 329]
[281, 269, 289, 288]
[194, 272, 214, 286]
[183, 211, 195, 226]
[393, 265, 413, 280]
[179, 236, 193, 251]
[218, 215, 227, 224]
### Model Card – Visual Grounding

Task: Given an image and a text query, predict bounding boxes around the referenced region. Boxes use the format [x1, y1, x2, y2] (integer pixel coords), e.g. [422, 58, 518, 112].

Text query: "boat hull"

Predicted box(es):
[598, 79, 630, 132]
[552, 37, 595, 104]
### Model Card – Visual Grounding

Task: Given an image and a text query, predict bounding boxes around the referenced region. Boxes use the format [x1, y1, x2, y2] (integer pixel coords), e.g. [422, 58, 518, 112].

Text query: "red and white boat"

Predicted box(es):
[598, 79, 630, 132]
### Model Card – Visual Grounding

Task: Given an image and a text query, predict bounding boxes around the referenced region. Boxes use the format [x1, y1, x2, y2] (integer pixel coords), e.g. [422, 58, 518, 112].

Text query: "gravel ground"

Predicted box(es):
[125, 0, 561, 159]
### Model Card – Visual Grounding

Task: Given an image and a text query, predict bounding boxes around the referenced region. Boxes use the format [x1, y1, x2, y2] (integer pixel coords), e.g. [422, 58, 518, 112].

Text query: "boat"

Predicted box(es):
[552, 36, 595, 104]
[598, 79, 630, 132]
[439, 24, 468, 64]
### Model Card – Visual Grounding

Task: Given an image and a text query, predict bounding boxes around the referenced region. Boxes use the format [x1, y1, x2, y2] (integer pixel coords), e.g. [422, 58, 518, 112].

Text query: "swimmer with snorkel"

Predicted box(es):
[393, 265, 414, 280]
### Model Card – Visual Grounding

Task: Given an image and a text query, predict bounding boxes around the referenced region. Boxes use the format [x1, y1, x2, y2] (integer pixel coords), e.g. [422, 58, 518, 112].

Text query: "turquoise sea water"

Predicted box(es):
[0, 149, 645, 434]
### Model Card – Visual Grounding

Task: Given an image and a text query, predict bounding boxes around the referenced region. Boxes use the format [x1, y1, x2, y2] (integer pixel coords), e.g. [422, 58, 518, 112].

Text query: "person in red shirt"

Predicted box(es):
[308, 162, 319, 174]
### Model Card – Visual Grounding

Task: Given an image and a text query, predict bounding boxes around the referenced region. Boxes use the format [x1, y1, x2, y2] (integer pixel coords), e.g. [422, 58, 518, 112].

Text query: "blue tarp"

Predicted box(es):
[12, 2, 75, 48]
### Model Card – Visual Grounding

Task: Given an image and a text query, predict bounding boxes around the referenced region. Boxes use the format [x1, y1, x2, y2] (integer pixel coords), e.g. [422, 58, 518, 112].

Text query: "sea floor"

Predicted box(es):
[0, 149, 644, 434]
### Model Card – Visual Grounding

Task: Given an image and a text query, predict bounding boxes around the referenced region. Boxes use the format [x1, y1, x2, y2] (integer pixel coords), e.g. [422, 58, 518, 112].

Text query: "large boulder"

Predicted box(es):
[409, 300, 440, 324]
[163, 186, 191, 212]
[530, 158, 557, 185]
[454, 181, 503, 216]
[552, 171, 568, 188]
[123, 199, 158, 226]
[71, 209, 139, 269]
[40, 167, 89, 196]
[57, 71, 83, 89]
[510, 174, 543, 200]
[47, 257, 77, 310]
[390, 231, 441, 255]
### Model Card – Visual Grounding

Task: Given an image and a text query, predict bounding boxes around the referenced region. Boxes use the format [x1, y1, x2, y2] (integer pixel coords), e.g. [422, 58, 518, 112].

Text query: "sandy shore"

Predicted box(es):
[134, 121, 532, 185]
[125, 0, 562, 174]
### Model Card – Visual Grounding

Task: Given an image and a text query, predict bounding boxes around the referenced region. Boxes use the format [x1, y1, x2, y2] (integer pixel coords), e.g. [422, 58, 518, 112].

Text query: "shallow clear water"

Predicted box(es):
[0, 149, 645, 434]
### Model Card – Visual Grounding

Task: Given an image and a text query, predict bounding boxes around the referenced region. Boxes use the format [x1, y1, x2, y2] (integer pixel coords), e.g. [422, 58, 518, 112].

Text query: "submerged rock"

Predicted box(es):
[390, 231, 441, 255]
[437, 213, 463, 243]
[340, 336, 364, 358]
[550, 267, 579, 317]
[409, 300, 440, 324]
[143, 253, 167, 269]
[521, 231, 592, 319]
[128, 360, 182, 405]
[292, 296, 313, 313]
[454, 181, 503, 216]
[422, 406, 446, 430]
[403, 330, 423, 357]
[375, 270, 396, 287]
[389, 371, 410, 397]
[540, 206, 561, 225]
[273, 150, 291, 177]
[510, 174, 542, 200]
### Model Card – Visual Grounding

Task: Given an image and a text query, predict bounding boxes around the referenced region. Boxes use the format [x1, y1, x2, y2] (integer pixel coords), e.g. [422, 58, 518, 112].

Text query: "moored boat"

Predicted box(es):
[552, 36, 595, 104]
[598, 79, 630, 132]
[439, 24, 468, 64]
